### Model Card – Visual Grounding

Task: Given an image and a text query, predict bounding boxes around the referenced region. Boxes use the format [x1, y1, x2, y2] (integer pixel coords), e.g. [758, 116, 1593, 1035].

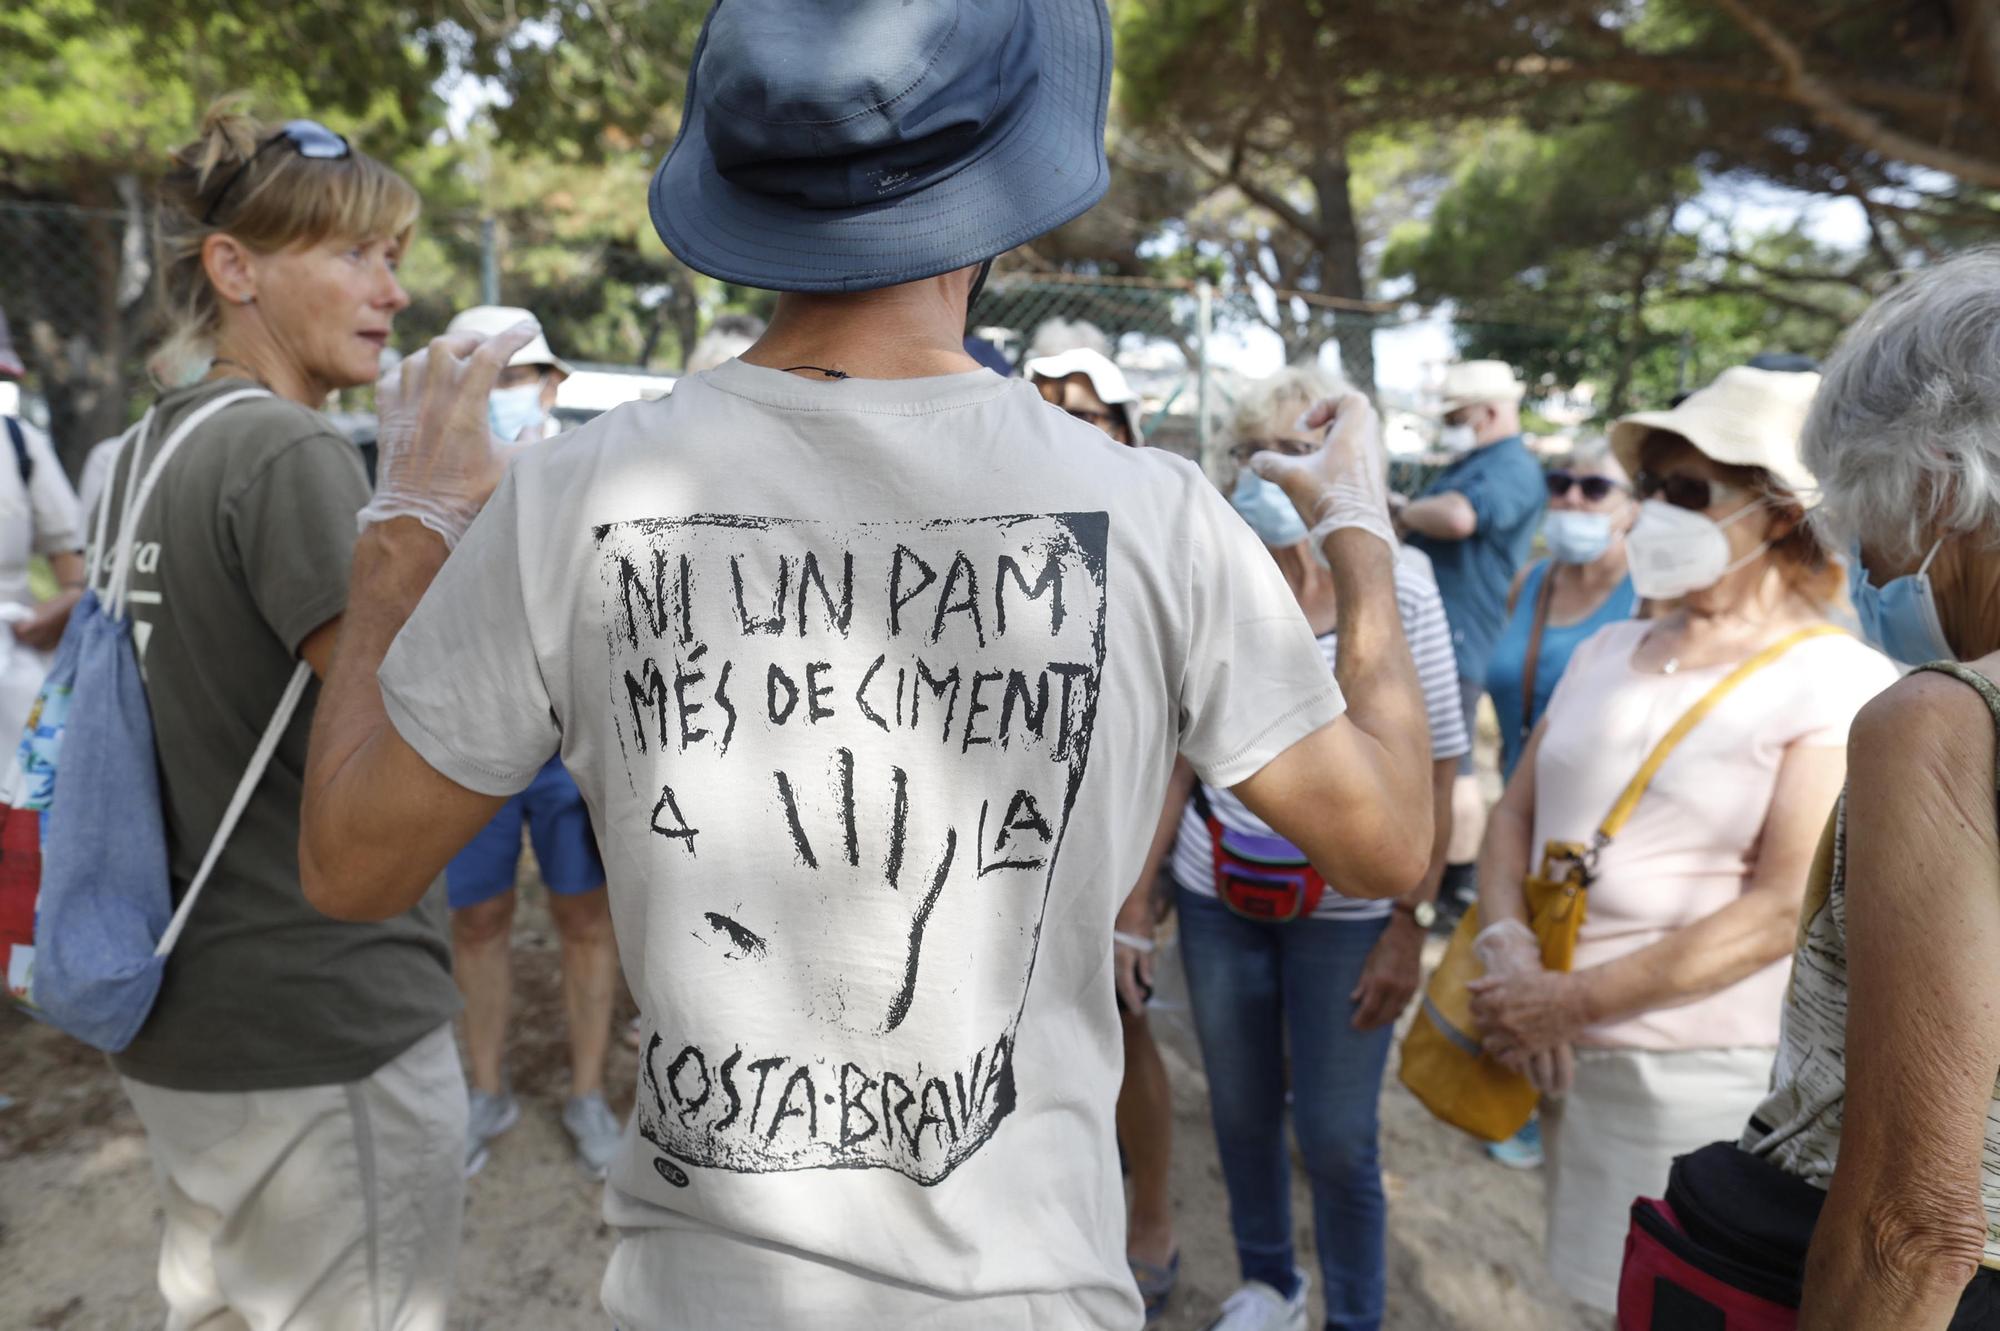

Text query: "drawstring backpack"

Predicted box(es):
[17, 389, 312, 1052]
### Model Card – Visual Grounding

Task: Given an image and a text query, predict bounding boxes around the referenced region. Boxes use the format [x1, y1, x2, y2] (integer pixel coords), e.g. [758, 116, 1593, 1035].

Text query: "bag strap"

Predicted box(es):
[85, 410, 154, 594]
[1519, 562, 1556, 741]
[154, 659, 313, 959]
[105, 389, 270, 618]
[1595, 625, 1847, 846]
[4, 416, 31, 487]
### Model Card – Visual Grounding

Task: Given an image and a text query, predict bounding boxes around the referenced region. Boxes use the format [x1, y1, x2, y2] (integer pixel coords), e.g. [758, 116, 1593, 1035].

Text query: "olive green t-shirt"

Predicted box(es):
[106, 377, 458, 1092]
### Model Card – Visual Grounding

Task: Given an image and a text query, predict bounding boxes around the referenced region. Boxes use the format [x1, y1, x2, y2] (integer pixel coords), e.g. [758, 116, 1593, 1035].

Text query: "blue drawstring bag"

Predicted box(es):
[28, 389, 308, 1052]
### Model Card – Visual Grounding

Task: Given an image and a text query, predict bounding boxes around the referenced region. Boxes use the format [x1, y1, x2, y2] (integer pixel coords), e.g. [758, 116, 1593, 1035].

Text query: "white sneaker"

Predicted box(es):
[464, 1087, 520, 1178]
[563, 1092, 625, 1179]
[1202, 1269, 1310, 1331]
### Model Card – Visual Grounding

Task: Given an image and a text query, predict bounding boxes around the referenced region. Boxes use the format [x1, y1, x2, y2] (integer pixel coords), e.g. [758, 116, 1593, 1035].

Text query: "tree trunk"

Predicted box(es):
[1308, 147, 1377, 395]
[1604, 212, 1674, 418]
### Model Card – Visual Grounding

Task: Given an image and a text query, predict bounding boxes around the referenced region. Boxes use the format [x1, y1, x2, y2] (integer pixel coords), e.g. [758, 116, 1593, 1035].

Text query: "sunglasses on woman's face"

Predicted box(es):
[1544, 470, 1623, 503]
[203, 119, 353, 225]
[1634, 470, 1745, 513]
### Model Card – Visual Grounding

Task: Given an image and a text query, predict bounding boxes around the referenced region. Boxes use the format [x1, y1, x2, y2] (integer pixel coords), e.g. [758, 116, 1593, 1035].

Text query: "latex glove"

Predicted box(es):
[1472, 917, 1541, 978]
[1469, 919, 1588, 1093]
[358, 320, 543, 549]
[1246, 391, 1397, 552]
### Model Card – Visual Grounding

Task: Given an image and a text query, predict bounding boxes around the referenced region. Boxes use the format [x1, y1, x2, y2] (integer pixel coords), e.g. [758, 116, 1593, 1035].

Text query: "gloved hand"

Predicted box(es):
[1472, 917, 1541, 977]
[1469, 918, 1578, 1097]
[1246, 391, 1397, 552]
[357, 320, 543, 549]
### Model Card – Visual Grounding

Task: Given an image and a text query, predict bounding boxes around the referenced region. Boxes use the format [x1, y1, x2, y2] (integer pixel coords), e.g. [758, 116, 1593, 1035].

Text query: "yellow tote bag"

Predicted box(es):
[1398, 627, 1842, 1143]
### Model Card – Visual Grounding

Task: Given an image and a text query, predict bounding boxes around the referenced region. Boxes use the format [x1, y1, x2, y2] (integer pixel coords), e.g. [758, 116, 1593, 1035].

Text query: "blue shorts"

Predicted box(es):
[446, 758, 606, 910]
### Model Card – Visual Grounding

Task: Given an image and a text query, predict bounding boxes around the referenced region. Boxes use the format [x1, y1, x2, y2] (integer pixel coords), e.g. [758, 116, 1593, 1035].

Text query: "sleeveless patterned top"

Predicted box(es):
[1742, 662, 2000, 1270]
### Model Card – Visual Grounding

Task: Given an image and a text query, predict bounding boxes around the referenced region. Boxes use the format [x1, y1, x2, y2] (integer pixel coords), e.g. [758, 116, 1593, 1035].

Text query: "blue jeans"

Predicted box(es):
[1178, 885, 1393, 1331]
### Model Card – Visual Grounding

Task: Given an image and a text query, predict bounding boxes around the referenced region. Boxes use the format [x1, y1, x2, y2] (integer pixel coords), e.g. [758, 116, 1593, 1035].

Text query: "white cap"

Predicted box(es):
[1438, 359, 1526, 414]
[1023, 347, 1144, 442]
[444, 305, 572, 376]
[1611, 366, 1823, 501]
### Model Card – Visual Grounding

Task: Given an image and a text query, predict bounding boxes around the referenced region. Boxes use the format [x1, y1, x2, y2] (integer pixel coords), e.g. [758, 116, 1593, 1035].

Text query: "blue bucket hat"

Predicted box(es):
[650, 0, 1112, 293]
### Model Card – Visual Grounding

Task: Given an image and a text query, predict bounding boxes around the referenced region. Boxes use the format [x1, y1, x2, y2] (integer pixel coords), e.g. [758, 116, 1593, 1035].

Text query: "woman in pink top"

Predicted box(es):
[1467, 367, 1898, 1317]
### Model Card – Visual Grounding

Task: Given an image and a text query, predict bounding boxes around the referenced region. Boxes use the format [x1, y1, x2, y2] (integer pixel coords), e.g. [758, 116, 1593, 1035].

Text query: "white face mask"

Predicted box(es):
[1439, 424, 1477, 455]
[1625, 499, 1769, 600]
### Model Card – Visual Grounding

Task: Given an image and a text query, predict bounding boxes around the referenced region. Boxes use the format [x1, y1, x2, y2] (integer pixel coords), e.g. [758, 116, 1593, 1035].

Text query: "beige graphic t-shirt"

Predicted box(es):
[1744, 664, 2000, 1269]
[379, 360, 1343, 1329]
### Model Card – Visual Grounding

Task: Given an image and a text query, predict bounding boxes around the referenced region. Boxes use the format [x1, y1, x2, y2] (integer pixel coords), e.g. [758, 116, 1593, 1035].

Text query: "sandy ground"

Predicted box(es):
[0, 877, 1598, 1331]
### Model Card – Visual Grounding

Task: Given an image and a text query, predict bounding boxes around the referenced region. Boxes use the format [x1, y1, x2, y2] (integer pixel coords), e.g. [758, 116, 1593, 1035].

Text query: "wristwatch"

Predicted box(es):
[1393, 899, 1438, 930]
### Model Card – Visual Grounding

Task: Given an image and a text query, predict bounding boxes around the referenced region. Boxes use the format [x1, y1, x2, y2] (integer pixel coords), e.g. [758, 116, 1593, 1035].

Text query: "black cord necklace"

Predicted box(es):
[780, 364, 851, 380]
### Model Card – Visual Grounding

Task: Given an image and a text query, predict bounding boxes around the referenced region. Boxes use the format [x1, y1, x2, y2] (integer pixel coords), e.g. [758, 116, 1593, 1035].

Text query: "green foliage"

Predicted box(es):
[1382, 114, 1875, 415]
[0, 0, 461, 191]
[480, 0, 710, 161]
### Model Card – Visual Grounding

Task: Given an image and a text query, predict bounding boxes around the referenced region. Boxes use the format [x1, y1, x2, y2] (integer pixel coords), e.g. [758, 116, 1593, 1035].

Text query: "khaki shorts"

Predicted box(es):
[121, 1022, 468, 1331]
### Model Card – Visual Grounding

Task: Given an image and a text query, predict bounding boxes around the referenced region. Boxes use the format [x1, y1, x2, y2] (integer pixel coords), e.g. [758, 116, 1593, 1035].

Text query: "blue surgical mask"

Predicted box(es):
[1542, 510, 1614, 565]
[1230, 469, 1309, 548]
[488, 381, 547, 443]
[1849, 539, 1953, 665]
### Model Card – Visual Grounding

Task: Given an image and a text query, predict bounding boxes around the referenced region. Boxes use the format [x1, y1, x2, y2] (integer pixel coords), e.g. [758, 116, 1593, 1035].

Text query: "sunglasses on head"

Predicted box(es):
[1544, 470, 1623, 503]
[1634, 470, 1746, 513]
[203, 120, 352, 225]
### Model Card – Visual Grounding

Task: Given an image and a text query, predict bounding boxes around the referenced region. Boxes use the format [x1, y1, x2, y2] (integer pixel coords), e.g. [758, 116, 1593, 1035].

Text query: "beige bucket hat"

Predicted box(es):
[1438, 359, 1526, 414]
[1610, 366, 1822, 500]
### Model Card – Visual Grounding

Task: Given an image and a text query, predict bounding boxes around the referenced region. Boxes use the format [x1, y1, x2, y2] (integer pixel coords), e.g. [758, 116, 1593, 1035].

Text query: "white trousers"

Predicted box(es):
[121, 1022, 468, 1331]
[1543, 1044, 1775, 1314]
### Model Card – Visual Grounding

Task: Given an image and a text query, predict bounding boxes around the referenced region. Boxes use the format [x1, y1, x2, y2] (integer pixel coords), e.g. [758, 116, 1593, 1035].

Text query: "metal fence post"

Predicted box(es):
[480, 216, 500, 306]
[1195, 280, 1215, 485]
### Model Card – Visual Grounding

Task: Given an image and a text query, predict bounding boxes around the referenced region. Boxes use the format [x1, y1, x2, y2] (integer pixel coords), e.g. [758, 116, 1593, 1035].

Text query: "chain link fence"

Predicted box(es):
[2, 200, 1586, 494]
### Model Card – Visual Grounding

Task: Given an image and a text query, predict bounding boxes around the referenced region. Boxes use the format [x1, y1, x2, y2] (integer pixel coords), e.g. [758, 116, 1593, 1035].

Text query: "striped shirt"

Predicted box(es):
[1170, 545, 1469, 920]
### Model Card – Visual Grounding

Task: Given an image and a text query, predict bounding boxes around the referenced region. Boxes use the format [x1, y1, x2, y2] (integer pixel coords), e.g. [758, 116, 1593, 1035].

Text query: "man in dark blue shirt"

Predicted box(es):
[1399, 359, 1545, 913]
[1400, 359, 1546, 744]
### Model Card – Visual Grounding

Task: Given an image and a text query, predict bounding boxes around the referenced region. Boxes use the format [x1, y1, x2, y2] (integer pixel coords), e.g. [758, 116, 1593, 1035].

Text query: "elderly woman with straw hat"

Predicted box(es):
[1467, 366, 1897, 1315]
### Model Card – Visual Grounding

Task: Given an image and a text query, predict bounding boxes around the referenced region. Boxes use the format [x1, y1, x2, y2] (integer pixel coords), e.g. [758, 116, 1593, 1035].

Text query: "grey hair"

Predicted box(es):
[1563, 433, 1628, 484]
[1803, 250, 2000, 560]
[1231, 363, 1349, 442]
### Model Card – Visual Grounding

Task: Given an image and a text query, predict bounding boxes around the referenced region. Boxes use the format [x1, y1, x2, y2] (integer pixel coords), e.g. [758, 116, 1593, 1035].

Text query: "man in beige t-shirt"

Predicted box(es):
[297, 3, 1436, 1326]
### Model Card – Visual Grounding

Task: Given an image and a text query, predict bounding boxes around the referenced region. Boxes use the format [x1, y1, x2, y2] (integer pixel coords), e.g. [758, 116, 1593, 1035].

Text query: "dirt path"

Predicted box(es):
[1, 892, 1590, 1330]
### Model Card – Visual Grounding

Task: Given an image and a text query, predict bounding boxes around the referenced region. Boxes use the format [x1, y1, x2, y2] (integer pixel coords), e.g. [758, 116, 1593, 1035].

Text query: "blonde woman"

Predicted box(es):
[1144, 365, 1465, 1331]
[106, 103, 464, 1326]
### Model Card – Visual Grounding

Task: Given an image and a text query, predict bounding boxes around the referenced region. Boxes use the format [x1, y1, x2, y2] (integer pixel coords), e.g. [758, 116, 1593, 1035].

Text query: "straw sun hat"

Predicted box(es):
[1438, 360, 1526, 414]
[1610, 366, 1823, 502]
